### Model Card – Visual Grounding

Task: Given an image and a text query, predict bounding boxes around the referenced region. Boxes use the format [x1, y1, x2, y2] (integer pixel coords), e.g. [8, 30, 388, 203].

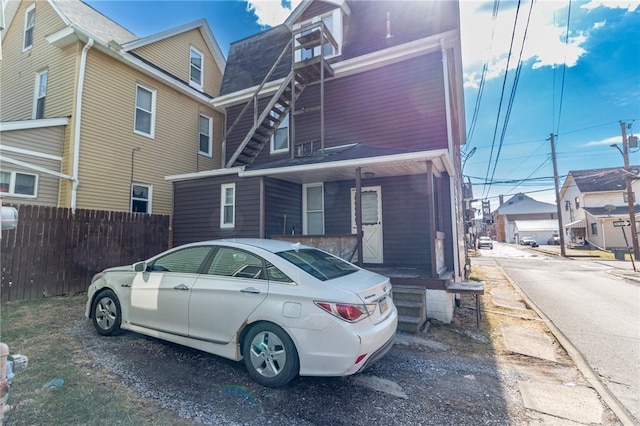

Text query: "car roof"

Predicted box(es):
[185, 238, 315, 254]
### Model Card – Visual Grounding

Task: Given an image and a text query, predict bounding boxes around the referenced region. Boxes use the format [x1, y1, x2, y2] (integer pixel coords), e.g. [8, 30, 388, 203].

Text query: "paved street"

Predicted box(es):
[475, 242, 640, 424]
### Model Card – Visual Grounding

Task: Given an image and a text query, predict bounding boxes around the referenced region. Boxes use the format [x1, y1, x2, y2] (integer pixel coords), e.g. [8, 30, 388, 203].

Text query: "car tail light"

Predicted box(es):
[314, 301, 375, 322]
[355, 354, 368, 364]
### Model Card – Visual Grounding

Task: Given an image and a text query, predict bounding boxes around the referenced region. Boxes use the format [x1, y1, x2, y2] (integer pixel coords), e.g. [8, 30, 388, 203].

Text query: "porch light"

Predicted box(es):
[363, 172, 376, 178]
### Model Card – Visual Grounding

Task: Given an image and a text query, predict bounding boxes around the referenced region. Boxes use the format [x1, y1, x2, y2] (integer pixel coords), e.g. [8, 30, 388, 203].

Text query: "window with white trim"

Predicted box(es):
[623, 192, 636, 203]
[23, 4, 35, 51]
[190, 46, 203, 90]
[295, 9, 343, 62]
[134, 84, 156, 138]
[131, 183, 152, 213]
[33, 69, 48, 119]
[271, 112, 289, 154]
[0, 171, 37, 197]
[198, 114, 212, 157]
[303, 183, 324, 235]
[221, 183, 235, 228]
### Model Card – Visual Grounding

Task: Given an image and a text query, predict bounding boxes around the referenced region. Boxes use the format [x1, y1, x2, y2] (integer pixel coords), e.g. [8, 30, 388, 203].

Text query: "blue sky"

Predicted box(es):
[84, 0, 640, 207]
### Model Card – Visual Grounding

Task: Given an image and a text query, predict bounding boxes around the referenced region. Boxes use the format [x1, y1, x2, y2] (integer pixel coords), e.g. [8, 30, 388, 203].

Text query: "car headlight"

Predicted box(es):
[91, 271, 104, 285]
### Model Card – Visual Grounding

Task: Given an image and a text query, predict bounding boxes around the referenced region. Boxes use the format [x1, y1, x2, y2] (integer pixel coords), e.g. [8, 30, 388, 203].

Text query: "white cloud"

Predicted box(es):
[581, 1, 639, 13]
[245, 0, 303, 27]
[460, 1, 589, 88]
[584, 135, 623, 147]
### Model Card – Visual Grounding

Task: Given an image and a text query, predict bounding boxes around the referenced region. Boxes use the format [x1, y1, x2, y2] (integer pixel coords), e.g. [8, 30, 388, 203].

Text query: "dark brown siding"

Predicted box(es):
[343, 1, 459, 60]
[225, 53, 447, 166]
[264, 178, 302, 237]
[173, 176, 262, 246]
[380, 175, 431, 268]
[324, 176, 433, 270]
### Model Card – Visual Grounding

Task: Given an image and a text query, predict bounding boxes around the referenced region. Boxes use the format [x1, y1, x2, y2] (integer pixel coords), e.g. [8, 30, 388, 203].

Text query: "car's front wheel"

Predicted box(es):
[91, 289, 122, 336]
[243, 323, 299, 387]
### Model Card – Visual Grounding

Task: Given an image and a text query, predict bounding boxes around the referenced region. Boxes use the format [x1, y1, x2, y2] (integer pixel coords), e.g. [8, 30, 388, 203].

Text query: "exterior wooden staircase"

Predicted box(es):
[225, 22, 336, 168]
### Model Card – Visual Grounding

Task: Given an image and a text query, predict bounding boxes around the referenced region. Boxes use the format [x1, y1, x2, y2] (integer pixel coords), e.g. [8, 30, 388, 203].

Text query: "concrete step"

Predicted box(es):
[397, 314, 426, 333]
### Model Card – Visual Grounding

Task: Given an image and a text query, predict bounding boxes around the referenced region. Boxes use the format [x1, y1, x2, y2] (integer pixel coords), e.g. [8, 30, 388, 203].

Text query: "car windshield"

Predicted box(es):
[277, 248, 358, 281]
[480, 237, 491, 241]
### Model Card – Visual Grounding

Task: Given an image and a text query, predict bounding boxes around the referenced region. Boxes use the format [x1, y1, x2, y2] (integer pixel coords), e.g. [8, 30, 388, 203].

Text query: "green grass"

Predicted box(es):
[0, 295, 193, 426]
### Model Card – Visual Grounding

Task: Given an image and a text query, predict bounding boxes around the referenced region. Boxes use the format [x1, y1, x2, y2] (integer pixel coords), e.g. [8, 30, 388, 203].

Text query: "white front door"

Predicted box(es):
[351, 186, 383, 264]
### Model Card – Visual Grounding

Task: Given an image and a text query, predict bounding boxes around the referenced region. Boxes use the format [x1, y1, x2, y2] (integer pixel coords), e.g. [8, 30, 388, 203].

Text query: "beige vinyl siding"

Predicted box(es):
[0, 126, 66, 207]
[0, 1, 77, 122]
[131, 29, 223, 96]
[75, 49, 223, 215]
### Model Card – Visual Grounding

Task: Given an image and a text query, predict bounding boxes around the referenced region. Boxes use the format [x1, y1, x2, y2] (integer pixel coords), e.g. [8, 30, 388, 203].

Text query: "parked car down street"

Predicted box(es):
[477, 236, 494, 249]
[519, 237, 538, 247]
[85, 238, 398, 387]
[547, 233, 560, 245]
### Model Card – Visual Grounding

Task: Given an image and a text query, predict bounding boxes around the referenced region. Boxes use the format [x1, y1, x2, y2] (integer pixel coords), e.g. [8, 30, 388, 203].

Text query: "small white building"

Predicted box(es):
[560, 166, 640, 249]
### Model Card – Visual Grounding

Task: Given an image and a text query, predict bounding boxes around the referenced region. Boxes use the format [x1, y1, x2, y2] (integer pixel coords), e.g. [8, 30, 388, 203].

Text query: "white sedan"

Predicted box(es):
[85, 238, 398, 387]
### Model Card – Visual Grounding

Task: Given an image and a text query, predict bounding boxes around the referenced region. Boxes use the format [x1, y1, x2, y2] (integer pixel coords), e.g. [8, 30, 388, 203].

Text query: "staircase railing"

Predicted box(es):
[222, 38, 293, 167]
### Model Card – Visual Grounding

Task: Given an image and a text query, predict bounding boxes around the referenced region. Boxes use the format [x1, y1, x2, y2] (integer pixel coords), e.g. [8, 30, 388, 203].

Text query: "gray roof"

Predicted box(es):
[584, 205, 640, 217]
[496, 193, 556, 215]
[570, 166, 640, 193]
[53, 0, 138, 45]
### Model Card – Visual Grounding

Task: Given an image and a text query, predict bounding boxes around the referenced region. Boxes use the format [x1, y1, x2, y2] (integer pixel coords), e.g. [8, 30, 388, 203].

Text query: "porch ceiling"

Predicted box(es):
[241, 148, 452, 184]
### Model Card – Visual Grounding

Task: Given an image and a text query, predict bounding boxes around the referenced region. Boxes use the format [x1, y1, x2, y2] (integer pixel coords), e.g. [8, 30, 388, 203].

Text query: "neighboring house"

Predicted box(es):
[560, 166, 640, 249]
[167, 0, 467, 325]
[492, 193, 558, 244]
[0, 0, 225, 215]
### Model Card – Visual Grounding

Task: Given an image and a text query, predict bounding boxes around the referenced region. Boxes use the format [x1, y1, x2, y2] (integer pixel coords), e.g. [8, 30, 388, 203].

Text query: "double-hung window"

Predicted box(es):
[303, 183, 324, 235]
[271, 112, 289, 154]
[199, 114, 212, 157]
[131, 183, 152, 213]
[0, 171, 38, 197]
[134, 84, 156, 138]
[190, 47, 203, 90]
[23, 4, 35, 51]
[220, 183, 235, 229]
[33, 69, 48, 119]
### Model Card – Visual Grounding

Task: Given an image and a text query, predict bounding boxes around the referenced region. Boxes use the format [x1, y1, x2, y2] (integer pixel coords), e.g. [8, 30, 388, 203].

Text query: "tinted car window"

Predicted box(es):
[277, 248, 358, 281]
[149, 247, 212, 274]
[207, 247, 266, 279]
[266, 261, 293, 283]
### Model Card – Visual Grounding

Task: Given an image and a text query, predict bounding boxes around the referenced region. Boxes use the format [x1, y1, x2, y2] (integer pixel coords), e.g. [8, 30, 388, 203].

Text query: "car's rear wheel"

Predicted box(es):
[243, 323, 299, 387]
[92, 289, 122, 336]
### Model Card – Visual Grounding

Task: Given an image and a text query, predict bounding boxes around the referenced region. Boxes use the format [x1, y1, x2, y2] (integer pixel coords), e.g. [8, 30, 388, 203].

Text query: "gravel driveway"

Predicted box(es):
[70, 316, 529, 425]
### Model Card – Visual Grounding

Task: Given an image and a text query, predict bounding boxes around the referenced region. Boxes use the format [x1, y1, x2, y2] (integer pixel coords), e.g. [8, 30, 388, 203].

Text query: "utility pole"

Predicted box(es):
[550, 133, 567, 256]
[620, 122, 640, 261]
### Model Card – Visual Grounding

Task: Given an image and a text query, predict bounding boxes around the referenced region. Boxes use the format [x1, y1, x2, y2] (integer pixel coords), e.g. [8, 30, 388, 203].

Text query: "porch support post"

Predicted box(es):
[426, 162, 438, 277]
[355, 167, 363, 266]
[259, 177, 265, 238]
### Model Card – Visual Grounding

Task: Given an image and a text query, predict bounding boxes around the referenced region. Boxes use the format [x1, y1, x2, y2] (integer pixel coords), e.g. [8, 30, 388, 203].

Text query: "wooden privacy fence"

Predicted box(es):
[1, 205, 170, 303]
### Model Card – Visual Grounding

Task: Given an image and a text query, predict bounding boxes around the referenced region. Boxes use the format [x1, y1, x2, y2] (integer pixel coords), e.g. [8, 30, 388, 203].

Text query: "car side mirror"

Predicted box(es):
[133, 261, 146, 272]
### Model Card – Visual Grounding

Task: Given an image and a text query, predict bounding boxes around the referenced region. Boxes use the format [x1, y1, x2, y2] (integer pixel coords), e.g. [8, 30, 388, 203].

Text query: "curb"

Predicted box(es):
[495, 264, 637, 426]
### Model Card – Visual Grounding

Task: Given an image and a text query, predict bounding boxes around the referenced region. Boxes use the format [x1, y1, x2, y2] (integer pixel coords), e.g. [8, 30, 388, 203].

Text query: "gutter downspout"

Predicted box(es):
[70, 38, 93, 212]
[441, 38, 461, 281]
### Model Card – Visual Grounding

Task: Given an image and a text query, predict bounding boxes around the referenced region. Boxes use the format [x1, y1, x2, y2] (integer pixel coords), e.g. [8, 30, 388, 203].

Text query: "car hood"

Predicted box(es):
[103, 264, 135, 273]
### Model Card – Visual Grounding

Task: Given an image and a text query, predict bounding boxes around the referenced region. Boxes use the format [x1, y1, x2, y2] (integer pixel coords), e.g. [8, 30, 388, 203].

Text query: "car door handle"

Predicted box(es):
[240, 287, 261, 294]
[174, 284, 189, 291]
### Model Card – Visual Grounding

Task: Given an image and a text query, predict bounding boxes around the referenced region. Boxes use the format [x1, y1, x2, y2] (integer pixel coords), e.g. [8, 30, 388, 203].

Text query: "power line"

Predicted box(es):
[482, 0, 524, 199]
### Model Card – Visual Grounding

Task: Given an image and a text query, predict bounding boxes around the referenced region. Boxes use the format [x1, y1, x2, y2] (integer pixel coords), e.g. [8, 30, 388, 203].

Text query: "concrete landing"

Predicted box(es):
[519, 381, 604, 424]
[501, 323, 558, 362]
